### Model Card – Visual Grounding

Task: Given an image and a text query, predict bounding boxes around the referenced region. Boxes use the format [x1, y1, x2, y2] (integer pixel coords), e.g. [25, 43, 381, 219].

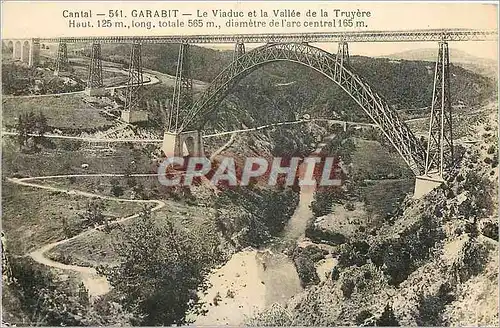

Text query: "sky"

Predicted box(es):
[205, 40, 498, 60]
[2, 1, 498, 60]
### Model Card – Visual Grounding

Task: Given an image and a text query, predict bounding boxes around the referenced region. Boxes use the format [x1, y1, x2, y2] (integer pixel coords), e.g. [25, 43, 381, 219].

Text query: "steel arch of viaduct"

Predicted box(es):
[180, 42, 427, 176]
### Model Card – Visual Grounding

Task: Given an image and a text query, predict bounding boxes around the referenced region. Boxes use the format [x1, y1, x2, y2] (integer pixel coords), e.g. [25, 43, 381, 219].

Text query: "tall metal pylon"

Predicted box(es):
[233, 41, 246, 61]
[424, 41, 454, 177]
[87, 42, 103, 89]
[54, 40, 68, 76]
[335, 41, 350, 81]
[124, 42, 144, 112]
[169, 42, 193, 132]
[337, 41, 350, 66]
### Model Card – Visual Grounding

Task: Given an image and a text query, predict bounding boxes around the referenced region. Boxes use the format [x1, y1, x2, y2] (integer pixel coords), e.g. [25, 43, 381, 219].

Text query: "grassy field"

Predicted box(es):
[360, 179, 414, 216]
[70, 64, 129, 87]
[2, 95, 113, 130]
[1, 132, 212, 265]
[406, 110, 489, 139]
[1, 138, 156, 177]
[46, 200, 216, 267]
[1, 181, 144, 255]
[350, 138, 413, 180]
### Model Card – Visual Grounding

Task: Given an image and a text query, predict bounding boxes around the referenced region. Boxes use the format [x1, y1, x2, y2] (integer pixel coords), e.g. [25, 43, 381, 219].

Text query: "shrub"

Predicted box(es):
[337, 241, 369, 268]
[355, 310, 373, 325]
[292, 245, 325, 287]
[310, 187, 343, 217]
[416, 283, 454, 326]
[368, 213, 443, 286]
[344, 202, 356, 211]
[481, 221, 499, 241]
[449, 236, 489, 283]
[486, 145, 496, 154]
[376, 304, 400, 326]
[341, 279, 355, 298]
[101, 209, 222, 325]
[491, 154, 498, 168]
[110, 178, 124, 197]
[305, 222, 347, 246]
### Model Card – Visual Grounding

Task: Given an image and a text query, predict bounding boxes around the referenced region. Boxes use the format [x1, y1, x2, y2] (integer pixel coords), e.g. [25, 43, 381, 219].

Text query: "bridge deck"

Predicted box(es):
[16, 28, 498, 43]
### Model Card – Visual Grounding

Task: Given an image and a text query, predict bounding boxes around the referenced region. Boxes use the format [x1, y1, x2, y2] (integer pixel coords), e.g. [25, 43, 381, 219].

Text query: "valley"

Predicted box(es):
[1, 38, 497, 326]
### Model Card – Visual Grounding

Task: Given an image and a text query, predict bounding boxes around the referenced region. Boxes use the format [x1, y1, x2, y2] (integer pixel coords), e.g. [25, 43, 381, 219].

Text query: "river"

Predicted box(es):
[193, 162, 318, 325]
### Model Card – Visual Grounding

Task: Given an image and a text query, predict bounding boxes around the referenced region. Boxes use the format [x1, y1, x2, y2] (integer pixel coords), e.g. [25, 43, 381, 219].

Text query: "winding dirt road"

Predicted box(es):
[2, 61, 162, 99]
[5, 134, 231, 297]
[7, 175, 166, 296]
[2, 56, 197, 297]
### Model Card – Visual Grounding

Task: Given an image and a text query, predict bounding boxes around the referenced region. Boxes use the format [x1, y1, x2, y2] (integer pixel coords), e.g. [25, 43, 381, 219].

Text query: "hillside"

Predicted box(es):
[99, 43, 231, 83]
[202, 56, 495, 133]
[248, 104, 499, 327]
[2, 41, 497, 326]
[381, 48, 498, 80]
[153, 45, 494, 121]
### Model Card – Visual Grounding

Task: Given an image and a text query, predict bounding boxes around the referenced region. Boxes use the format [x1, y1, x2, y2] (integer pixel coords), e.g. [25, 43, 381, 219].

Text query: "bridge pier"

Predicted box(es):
[9, 41, 19, 60]
[424, 41, 454, 177]
[414, 41, 454, 198]
[414, 174, 444, 199]
[168, 42, 193, 131]
[85, 42, 105, 96]
[337, 42, 350, 66]
[54, 40, 69, 76]
[29, 39, 40, 67]
[334, 41, 350, 81]
[161, 131, 205, 157]
[121, 42, 148, 123]
[233, 41, 245, 60]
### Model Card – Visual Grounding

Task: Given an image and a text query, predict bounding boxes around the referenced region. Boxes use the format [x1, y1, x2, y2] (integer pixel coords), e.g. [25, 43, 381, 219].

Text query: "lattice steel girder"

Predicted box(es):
[169, 42, 193, 132]
[55, 40, 69, 73]
[87, 42, 103, 88]
[33, 28, 497, 44]
[180, 42, 427, 175]
[124, 42, 144, 112]
[425, 41, 454, 177]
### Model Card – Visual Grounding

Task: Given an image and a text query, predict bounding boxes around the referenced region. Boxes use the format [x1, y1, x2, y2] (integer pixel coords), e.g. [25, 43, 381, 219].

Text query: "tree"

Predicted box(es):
[15, 111, 49, 151]
[100, 208, 220, 325]
[259, 188, 299, 234]
[4, 257, 133, 326]
[7, 257, 88, 326]
[110, 178, 124, 197]
[33, 111, 49, 137]
[78, 200, 107, 229]
[310, 186, 344, 217]
[15, 112, 29, 150]
[124, 161, 137, 188]
[61, 216, 72, 238]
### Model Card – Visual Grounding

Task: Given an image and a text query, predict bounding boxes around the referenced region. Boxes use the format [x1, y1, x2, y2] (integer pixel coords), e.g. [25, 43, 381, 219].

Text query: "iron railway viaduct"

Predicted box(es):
[3, 29, 498, 197]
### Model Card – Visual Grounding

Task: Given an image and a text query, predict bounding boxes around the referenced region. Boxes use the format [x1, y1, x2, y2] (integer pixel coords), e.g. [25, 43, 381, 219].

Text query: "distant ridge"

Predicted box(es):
[379, 48, 498, 80]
